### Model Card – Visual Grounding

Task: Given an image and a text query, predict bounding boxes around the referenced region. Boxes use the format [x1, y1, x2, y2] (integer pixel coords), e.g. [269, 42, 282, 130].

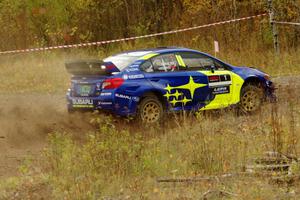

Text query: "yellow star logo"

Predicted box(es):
[169, 96, 192, 106]
[180, 76, 207, 98]
[164, 92, 171, 99]
[170, 98, 178, 106]
[165, 84, 173, 93]
[164, 76, 207, 99]
[164, 90, 183, 100]
[173, 90, 183, 99]
[182, 96, 192, 105]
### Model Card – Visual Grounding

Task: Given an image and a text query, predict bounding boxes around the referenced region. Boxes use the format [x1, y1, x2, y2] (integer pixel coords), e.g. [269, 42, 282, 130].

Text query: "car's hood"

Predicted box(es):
[232, 66, 269, 80]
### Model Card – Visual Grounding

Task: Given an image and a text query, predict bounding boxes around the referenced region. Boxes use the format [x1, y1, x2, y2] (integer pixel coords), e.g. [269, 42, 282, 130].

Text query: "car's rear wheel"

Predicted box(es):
[240, 84, 264, 113]
[138, 95, 164, 123]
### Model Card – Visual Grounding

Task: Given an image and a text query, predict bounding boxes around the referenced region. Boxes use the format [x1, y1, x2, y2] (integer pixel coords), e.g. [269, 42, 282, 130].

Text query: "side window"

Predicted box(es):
[179, 52, 229, 71]
[148, 54, 179, 72]
[140, 60, 154, 72]
[179, 52, 214, 70]
[214, 60, 227, 70]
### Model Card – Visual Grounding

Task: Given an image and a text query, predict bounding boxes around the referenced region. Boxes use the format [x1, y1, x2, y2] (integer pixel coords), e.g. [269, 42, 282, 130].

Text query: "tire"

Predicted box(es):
[137, 95, 164, 124]
[239, 84, 264, 113]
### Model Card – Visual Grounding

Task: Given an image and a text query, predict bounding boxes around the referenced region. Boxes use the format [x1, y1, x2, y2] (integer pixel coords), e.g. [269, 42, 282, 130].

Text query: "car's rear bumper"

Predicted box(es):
[66, 91, 139, 116]
[67, 95, 115, 112]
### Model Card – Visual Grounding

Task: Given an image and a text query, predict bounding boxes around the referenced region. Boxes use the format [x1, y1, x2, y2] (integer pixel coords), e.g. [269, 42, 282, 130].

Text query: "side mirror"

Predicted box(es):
[211, 65, 216, 73]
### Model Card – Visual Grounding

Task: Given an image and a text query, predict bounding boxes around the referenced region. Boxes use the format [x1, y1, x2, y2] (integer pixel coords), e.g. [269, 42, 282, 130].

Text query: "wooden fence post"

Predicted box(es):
[267, 0, 280, 54]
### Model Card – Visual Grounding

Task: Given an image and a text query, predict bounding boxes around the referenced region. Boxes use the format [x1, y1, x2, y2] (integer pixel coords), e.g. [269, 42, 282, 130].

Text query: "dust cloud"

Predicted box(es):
[0, 94, 95, 178]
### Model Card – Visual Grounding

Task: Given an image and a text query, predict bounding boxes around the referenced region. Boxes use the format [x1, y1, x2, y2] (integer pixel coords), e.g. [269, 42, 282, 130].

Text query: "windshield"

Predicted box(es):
[104, 51, 152, 70]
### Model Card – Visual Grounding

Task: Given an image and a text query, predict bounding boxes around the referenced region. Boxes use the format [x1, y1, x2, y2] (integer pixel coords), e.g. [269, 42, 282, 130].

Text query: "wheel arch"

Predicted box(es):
[139, 90, 167, 108]
[242, 76, 264, 88]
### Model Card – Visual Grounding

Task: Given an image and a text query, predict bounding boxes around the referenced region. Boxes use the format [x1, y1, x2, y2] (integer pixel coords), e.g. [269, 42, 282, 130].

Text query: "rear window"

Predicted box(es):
[104, 51, 151, 70]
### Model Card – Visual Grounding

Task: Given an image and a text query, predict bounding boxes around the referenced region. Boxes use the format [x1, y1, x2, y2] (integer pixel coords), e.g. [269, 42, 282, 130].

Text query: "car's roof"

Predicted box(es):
[108, 46, 234, 70]
[112, 47, 200, 56]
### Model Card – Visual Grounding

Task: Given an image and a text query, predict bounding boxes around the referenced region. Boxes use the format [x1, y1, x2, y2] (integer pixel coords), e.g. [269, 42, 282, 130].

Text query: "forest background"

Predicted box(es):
[0, 0, 299, 54]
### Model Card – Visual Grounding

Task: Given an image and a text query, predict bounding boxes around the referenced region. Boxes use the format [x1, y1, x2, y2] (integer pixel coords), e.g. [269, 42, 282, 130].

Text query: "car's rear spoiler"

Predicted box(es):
[65, 59, 119, 76]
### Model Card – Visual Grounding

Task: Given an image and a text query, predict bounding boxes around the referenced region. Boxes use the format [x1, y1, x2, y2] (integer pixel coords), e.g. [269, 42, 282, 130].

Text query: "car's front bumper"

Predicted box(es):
[265, 80, 277, 102]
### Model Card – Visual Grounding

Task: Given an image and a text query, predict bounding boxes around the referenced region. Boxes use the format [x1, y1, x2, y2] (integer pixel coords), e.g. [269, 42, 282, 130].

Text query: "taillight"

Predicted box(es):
[102, 78, 124, 89]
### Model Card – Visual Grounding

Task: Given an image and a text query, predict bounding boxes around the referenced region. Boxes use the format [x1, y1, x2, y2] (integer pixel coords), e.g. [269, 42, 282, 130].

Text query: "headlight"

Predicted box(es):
[264, 74, 270, 80]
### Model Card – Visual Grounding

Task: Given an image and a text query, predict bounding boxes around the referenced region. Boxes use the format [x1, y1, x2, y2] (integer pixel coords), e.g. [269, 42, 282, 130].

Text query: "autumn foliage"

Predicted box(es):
[0, 0, 299, 52]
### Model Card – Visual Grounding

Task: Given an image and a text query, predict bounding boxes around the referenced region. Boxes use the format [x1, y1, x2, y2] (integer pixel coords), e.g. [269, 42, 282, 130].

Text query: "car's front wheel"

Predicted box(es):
[138, 95, 164, 124]
[240, 84, 264, 113]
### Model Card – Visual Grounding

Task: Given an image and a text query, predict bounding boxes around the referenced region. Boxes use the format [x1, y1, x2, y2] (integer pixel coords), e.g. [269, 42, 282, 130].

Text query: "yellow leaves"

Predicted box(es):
[153, 187, 159, 193]
[183, 0, 211, 12]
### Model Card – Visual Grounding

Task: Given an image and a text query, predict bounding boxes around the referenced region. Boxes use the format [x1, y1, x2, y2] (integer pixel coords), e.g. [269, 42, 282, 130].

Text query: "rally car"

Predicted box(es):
[66, 47, 275, 123]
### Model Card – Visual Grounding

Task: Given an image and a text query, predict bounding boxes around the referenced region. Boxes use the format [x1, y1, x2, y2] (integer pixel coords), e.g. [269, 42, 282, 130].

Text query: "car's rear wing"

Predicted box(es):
[65, 60, 119, 76]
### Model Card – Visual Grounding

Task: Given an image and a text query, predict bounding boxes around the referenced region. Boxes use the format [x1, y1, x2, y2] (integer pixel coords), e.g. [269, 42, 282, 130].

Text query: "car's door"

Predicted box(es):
[141, 53, 194, 111]
[178, 52, 236, 110]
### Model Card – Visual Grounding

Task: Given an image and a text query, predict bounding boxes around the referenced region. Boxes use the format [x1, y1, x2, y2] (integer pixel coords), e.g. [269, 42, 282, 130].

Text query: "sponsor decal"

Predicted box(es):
[128, 74, 144, 79]
[209, 81, 232, 87]
[98, 101, 113, 105]
[208, 74, 232, 87]
[208, 75, 220, 82]
[221, 74, 231, 81]
[72, 99, 93, 105]
[126, 68, 139, 72]
[115, 93, 131, 100]
[100, 92, 112, 96]
[115, 94, 140, 102]
[123, 73, 144, 80]
[208, 74, 231, 82]
[73, 105, 94, 108]
[212, 86, 230, 95]
[76, 81, 89, 84]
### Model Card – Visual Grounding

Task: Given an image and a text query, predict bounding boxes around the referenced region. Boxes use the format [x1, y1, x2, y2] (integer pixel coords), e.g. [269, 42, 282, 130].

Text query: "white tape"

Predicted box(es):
[0, 13, 267, 55]
[272, 21, 300, 26]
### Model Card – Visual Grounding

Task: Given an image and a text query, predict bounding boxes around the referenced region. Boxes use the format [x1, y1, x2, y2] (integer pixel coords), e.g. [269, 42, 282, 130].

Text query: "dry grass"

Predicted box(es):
[0, 45, 300, 199]
[1, 92, 300, 199]
[0, 44, 299, 94]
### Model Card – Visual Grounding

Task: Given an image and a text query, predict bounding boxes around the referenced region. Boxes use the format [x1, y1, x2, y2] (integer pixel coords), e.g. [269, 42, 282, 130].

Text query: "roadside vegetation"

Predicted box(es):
[0, 0, 300, 199]
[0, 0, 299, 94]
[1, 95, 300, 199]
[0, 46, 299, 94]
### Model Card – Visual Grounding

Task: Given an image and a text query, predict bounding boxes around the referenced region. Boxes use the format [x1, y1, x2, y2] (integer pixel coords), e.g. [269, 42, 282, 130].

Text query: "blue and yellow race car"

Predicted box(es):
[66, 47, 275, 123]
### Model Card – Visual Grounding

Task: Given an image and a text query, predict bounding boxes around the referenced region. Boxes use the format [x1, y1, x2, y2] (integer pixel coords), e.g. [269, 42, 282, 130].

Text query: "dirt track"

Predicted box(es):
[0, 76, 299, 179]
[0, 94, 95, 178]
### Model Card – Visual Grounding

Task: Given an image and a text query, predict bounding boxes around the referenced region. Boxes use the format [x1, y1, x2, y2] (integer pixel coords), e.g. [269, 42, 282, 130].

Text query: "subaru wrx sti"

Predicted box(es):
[66, 47, 275, 123]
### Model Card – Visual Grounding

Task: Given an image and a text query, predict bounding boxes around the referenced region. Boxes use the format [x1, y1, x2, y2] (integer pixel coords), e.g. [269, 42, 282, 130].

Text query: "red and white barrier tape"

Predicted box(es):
[272, 21, 300, 26]
[0, 13, 267, 55]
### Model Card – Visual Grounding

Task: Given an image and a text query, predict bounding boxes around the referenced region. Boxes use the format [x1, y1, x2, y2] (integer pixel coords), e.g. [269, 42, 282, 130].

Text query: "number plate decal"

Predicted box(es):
[79, 85, 91, 96]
